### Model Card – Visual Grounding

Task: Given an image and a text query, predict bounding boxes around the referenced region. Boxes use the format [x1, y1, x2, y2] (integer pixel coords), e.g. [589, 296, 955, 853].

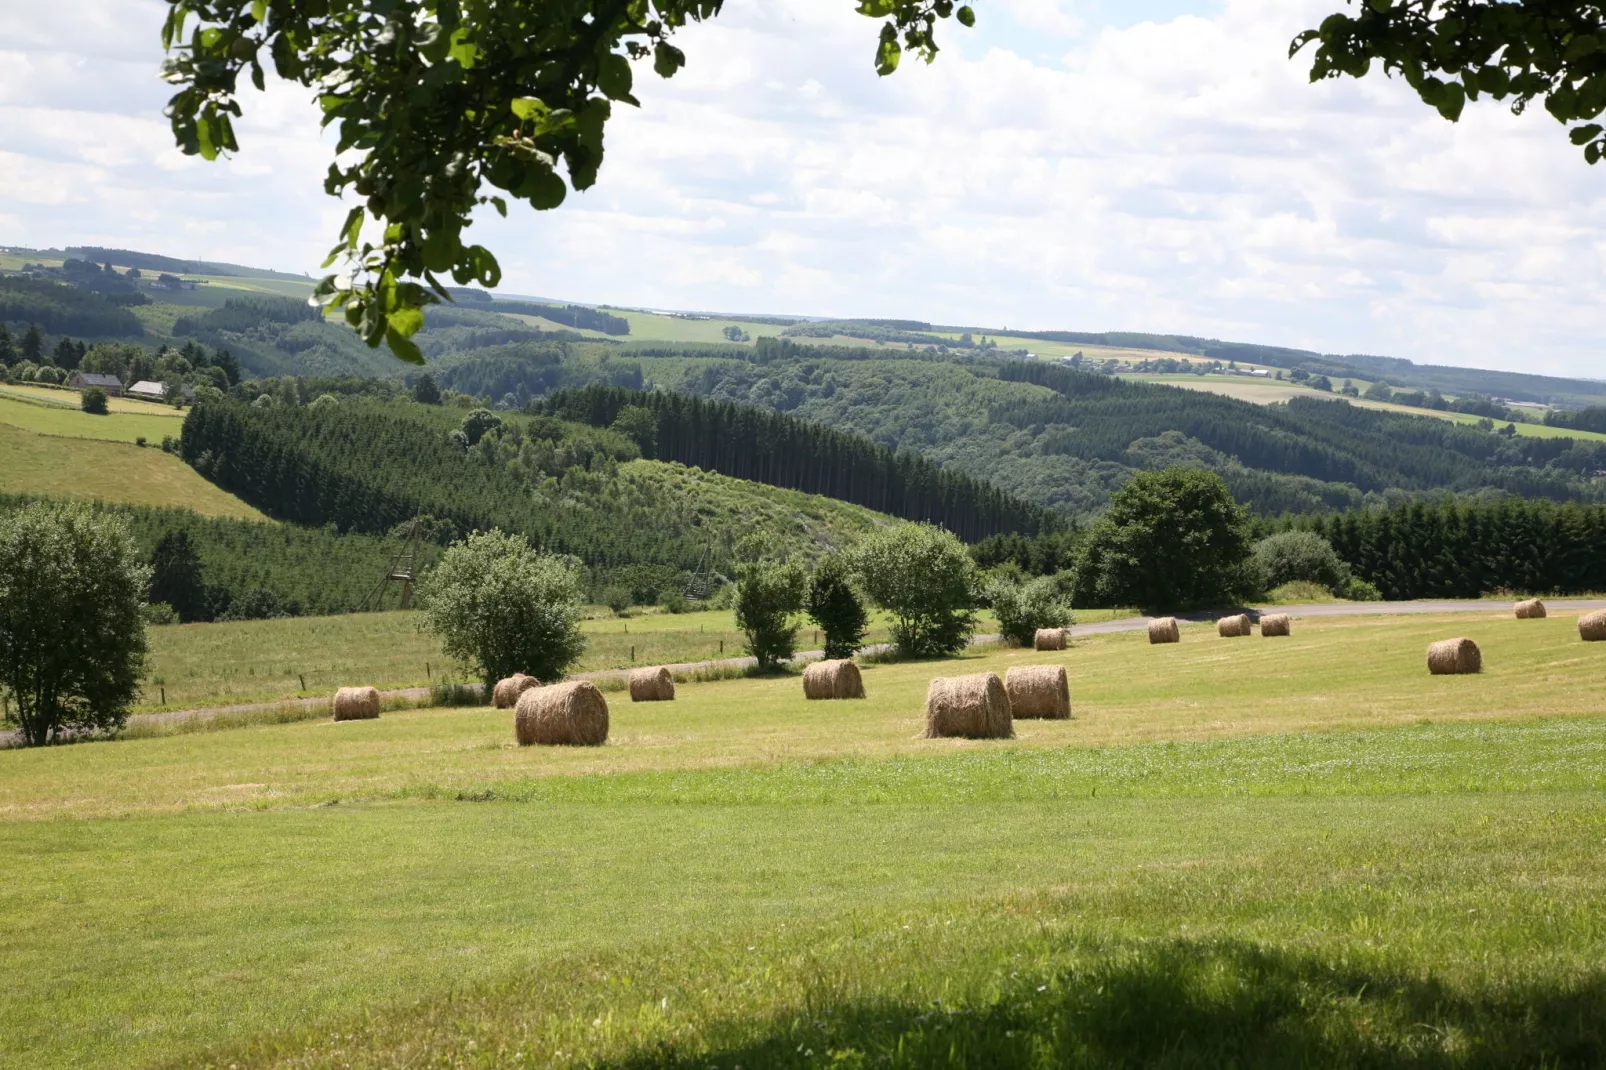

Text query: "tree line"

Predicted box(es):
[1260, 497, 1606, 601]
[536, 384, 1059, 540]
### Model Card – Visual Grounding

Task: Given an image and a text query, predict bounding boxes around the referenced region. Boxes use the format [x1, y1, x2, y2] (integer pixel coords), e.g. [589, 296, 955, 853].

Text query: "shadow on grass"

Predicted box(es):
[601, 940, 1606, 1069]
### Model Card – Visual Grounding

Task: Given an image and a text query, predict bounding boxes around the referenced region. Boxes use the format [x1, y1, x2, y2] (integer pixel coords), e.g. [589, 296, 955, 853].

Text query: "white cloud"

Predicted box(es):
[1, 0, 1603, 376]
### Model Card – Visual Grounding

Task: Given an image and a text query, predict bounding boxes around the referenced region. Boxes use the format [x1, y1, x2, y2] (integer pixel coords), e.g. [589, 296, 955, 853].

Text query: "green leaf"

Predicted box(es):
[385, 325, 426, 365]
[598, 53, 638, 104]
[653, 40, 686, 79]
[447, 27, 479, 69]
[251, 0, 267, 22]
[388, 304, 425, 338]
[517, 166, 567, 210]
[956, 6, 975, 28]
[510, 97, 548, 121]
[195, 116, 218, 161]
[875, 25, 902, 76]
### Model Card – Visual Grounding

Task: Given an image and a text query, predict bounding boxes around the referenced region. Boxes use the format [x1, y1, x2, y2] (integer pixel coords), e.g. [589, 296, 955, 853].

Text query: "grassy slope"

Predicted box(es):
[2, 612, 1605, 1066]
[0, 392, 185, 444]
[0, 382, 188, 418]
[0, 422, 264, 519]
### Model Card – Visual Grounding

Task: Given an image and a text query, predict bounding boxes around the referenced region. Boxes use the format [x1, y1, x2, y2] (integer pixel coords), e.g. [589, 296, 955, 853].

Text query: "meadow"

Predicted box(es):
[134, 606, 1052, 713]
[0, 389, 186, 443]
[0, 421, 265, 519]
[2, 609, 1604, 1067]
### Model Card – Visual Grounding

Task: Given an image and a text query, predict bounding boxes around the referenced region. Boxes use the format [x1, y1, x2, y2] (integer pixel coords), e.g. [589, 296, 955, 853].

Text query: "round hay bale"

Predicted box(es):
[332, 686, 380, 721]
[803, 659, 865, 700]
[1148, 617, 1180, 644]
[1259, 613, 1291, 637]
[1217, 613, 1251, 638]
[515, 681, 609, 746]
[1004, 664, 1070, 720]
[1033, 628, 1068, 651]
[628, 666, 676, 702]
[1514, 598, 1546, 620]
[492, 673, 539, 709]
[1427, 637, 1482, 675]
[924, 672, 1013, 739]
[1579, 609, 1606, 641]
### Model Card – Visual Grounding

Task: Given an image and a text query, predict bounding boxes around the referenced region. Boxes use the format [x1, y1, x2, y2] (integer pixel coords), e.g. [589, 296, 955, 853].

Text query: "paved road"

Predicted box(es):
[9, 598, 1603, 745]
[1070, 598, 1606, 637]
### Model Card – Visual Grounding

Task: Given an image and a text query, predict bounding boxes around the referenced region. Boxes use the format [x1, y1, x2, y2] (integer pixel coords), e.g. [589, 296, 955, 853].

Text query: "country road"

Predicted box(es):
[7, 598, 1604, 745]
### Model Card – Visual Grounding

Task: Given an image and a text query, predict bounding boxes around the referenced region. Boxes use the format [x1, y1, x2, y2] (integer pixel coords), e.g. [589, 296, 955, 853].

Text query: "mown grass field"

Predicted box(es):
[0, 422, 266, 519]
[3, 610, 1604, 1067]
[0, 390, 185, 444]
[136, 606, 1070, 713]
[0, 381, 188, 418]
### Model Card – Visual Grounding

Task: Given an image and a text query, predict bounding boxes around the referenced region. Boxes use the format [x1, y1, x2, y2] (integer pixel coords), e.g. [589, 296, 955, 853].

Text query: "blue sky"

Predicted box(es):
[1, 0, 1603, 378]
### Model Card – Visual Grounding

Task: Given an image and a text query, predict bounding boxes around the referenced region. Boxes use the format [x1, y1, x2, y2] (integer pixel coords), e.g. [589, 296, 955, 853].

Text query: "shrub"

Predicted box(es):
[735, 559, 805, 671]
[1073, 468, 1253, 612]
[135, 436, 147, 448]
[1339, 575, 1383, 602]
[418, 529, 586, 689]
[658, 588, 689, 614]
[600, 586, 632, 617]
[412, 373, 441, 405]
[0, 502, 150, 745]
[805, 553, 868, 660]
[141, 601, 179, 625]
[1252, 530, 1349, 592]
[851, 523, 976, 659]
[80, 387, 108, 415]
[990, 574, 1073, 647]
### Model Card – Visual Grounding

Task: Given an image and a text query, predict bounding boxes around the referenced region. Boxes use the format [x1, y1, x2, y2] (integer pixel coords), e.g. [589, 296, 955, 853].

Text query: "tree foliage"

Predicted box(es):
[160, 0, 972, 361]
[0, 503, 150, 746]
[804, 554, 868, 660]
[541, 384, 1057, 539]
[1074, 468, 1254, 613]
[851, 523, 976, 659]
[1263, 495, 1606, 599]
[989, 574, 1072, 647]
[735, 559, 805, 671]
[417, 529, 586, 688]
[1297, 1, 1606, 167]
[1252, 530, 1350, 594]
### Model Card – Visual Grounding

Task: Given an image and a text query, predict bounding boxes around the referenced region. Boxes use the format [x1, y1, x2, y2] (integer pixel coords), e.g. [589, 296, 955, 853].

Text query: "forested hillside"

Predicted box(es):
[177, 398, 894, 598]
[641, 348, 1606, 518]
[538, 385, 1056, 540]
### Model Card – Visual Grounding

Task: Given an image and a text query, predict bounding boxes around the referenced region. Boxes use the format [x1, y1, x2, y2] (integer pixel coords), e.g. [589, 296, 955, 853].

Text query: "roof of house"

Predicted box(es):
[128, 380, 166, 395]
[74, 373, 121, 388]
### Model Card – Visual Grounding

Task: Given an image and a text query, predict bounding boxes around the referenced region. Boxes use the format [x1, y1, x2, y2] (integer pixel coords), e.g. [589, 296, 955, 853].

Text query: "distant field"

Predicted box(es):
[3, 610, 1605, 1066]
[613, 308, 781, 345]
[1129, 373, 1606, 441]
[0, 391, 184, 444]
[0, 422, 264, 519]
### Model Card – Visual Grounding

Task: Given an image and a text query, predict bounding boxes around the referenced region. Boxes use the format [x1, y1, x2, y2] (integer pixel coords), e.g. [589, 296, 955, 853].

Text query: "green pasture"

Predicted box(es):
[0, 422, 265, 520]
[2, 609, 1605, 1067]
[136, 605, 1079, 713]
[612, 309, 780, 345]
[0, 390, 184, 444]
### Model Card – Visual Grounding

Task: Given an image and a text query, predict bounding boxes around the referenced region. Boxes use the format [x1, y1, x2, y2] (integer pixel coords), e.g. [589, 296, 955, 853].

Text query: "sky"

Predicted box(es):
[1, 0, 1604, 377]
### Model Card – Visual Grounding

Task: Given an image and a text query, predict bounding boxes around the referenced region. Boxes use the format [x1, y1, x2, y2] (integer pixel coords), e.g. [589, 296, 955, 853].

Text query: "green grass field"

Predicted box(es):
[0, 422, 265, 519]
[3, 610, 1605, 1067]
[137, 606, 1082, 713]
[0, 391, 186, 444]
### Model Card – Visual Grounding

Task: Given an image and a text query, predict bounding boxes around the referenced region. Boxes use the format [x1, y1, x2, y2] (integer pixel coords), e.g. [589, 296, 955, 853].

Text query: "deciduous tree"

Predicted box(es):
[0, 503, 151, 746]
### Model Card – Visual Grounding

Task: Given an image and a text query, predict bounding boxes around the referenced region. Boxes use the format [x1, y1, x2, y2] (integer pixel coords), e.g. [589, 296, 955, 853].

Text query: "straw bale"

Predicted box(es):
[1217, 613, 1251, 638]
[1579, 609, 1606, 641]
[1514, 598, 1546, 620]
[332, 685, 380, 721]
[803, 659, 866, 700]
[1033, 628, 1068, 651]
[515, 681, 609, 746]
[1004, 664, 1070, 720]
[923, 672, 1013, 739]
[1148, 617, 1180, 644]
[1259, 613, 1291, 637]
[492, 673, 539, 709]
[628, 666, 676, 702]
[1426, 637, 1482, 675]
